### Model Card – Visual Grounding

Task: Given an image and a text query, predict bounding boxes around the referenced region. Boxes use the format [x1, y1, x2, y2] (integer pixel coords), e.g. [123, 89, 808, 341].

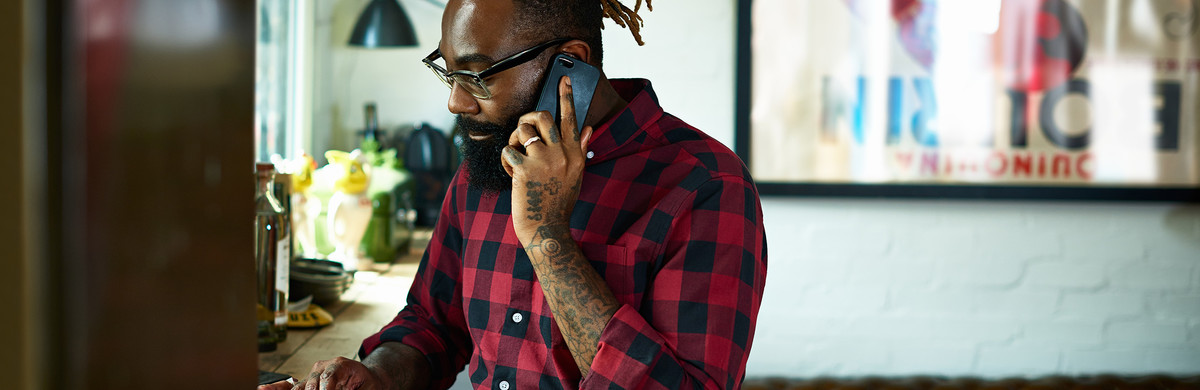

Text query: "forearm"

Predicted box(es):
[523, 222, 619, 375]
[361, 342, 432, 390]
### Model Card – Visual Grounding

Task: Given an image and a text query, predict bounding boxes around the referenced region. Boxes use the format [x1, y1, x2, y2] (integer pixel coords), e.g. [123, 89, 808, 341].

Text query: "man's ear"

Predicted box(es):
[558, 39, 593, 64]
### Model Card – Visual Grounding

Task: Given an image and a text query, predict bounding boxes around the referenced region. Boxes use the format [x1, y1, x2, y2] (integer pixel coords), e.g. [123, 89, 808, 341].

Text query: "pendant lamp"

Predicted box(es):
[348, 0, 418, 47]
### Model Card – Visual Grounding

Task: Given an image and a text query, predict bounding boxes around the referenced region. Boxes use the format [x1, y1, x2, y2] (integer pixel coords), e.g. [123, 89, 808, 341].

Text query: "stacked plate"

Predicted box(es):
[289, 258, 353, 306]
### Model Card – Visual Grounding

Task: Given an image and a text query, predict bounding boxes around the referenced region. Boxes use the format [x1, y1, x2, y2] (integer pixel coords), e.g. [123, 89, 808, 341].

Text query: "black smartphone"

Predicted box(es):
[534, 53, 600, 136]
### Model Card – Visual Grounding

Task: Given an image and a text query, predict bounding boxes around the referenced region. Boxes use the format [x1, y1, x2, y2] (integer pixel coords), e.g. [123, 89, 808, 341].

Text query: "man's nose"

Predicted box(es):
[447, 84, 480, 116]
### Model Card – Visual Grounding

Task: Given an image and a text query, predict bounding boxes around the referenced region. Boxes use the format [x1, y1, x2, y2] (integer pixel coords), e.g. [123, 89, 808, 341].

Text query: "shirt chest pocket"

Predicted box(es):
[577, 242, 643, 311]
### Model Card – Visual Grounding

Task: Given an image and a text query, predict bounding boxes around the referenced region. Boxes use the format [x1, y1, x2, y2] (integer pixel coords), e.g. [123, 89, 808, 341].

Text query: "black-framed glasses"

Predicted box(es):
[422, 38, 570, 99]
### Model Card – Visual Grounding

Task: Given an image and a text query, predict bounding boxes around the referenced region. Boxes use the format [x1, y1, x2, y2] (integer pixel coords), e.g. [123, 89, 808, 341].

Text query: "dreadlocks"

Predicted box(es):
[512, 0, 654, 68]
[601, 0, 654, 46]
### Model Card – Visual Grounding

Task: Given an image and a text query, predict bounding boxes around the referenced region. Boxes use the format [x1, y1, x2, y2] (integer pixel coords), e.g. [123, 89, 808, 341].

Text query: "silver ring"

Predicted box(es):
[522, 136, 541, 148]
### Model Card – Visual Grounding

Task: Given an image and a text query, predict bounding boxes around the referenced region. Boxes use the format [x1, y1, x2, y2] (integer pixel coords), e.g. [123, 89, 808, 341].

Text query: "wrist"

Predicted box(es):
[365, 363, 396, 390]
[362, 342, 430, 390]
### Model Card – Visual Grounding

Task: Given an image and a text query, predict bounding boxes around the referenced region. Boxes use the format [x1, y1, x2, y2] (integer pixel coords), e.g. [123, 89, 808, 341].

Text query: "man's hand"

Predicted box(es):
[501, 75, 594, 243]
[257, 357, 386, 390]
[258, 343, 429, 390]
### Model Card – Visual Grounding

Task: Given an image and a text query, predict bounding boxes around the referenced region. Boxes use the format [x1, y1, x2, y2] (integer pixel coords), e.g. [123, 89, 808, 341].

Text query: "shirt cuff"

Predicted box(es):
[359, 311, 462, 390]
[579, 304, 675, 390]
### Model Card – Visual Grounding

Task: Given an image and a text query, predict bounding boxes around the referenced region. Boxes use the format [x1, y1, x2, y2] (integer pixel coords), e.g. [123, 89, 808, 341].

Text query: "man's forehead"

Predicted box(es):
[441, 0, 521, 64]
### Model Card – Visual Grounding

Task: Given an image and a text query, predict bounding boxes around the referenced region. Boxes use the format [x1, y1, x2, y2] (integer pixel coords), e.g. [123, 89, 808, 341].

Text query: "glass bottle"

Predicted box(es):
[255, 163, 288, 351]
[271, 171, 293, 342]
[363, 102, 381, 151]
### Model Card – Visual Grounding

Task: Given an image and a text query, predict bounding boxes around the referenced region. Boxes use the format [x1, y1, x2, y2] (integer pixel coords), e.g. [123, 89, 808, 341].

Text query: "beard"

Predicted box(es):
[457, 92, 537, 193]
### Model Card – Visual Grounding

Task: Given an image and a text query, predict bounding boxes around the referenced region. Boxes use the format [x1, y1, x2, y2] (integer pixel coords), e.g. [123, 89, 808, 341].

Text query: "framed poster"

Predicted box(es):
[734, 0, 1200, 201]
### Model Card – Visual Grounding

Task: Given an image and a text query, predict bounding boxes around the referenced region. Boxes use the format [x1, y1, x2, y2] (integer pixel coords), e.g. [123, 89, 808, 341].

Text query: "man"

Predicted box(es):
[264, 0, 766, 389]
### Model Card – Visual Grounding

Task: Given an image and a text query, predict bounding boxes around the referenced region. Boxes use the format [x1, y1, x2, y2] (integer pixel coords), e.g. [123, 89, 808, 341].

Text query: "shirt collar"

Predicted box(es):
[585, 78, 664, 164]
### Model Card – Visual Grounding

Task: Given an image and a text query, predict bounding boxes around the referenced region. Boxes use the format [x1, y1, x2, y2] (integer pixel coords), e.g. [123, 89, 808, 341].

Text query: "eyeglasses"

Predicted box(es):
[422, 38, 570, 100]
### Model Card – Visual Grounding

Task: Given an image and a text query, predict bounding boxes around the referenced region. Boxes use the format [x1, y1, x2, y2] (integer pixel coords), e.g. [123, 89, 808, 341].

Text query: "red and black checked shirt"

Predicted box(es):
[360, 79, 767, 390]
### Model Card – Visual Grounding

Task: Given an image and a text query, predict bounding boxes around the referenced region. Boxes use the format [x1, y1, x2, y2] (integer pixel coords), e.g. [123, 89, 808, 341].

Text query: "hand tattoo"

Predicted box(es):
[548, 121, 561, 144]
[504, 147, 524, 166]
[563, 92, 581, 142]
[525, 181, 543, 221]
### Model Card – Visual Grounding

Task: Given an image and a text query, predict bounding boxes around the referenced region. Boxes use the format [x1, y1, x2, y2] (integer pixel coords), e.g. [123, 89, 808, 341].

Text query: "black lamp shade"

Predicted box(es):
[348, 0, 418, 47]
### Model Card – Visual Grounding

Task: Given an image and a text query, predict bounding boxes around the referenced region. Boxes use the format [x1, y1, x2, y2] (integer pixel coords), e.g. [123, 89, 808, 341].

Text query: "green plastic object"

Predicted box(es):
[364, 193, 395, 263]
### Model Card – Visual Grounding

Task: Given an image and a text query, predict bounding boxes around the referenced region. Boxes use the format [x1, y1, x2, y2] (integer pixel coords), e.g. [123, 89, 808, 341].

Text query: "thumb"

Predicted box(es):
[501, 146, 519, 177]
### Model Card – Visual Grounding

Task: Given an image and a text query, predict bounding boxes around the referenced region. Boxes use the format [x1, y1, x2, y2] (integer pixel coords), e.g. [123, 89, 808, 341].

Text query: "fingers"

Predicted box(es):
[518, 110, 560, 146]
[299, 360, 329, 390]
[503, 76, 591, 179]
[322, 357, 361, 390]
[558, 75, 579, 143]
[304, 371, 320, 390]
[508, 122, 542, 151]
[294, 358, 351, 390]
[500, 146, 521, 177]
[580, 126, 594, 155]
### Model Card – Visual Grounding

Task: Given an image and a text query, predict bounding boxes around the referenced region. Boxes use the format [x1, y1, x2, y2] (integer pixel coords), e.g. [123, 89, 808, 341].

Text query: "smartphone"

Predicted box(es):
[534, 53, 600, 136]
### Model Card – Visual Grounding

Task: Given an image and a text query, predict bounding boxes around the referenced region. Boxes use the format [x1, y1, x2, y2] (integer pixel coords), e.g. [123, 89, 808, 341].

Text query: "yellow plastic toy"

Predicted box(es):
[291, 153, 316, 194]
[290, 153, 322, 257]
[325, 150, 369, 195]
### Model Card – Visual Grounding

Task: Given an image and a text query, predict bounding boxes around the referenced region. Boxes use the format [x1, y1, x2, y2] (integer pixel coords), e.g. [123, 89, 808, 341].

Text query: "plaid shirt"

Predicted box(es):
[361, 79, 767, 390]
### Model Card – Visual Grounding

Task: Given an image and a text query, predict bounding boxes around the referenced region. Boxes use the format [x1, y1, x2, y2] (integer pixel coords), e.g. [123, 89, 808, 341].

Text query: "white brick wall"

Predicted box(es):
[1105, 321, 1189, 345]
[1108, 264, 1193, 290]
[977, 346, 1061, 376]
[1023, 321, 1104, 344]
[1059, 293, 1145, 318]
[1150, 295, 1200, 319]
[748, 198, 1200, 377]
[1026, 262, 1107, 289]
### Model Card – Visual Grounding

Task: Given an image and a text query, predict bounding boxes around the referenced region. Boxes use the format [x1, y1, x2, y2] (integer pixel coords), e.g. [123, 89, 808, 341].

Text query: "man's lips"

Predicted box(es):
[468, 132, 494, 141]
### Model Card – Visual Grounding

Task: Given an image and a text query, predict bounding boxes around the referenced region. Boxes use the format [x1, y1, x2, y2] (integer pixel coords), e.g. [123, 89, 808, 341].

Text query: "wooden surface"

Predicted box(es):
[259, 229, 432, 380]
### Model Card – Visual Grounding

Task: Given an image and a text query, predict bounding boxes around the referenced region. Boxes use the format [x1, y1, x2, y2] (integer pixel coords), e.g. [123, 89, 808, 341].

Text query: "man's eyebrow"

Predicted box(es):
[453, 53, 495, 66]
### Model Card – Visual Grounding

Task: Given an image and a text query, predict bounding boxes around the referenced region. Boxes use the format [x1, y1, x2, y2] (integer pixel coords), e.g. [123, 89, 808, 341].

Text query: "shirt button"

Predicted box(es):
[511, 312, 523, 323]
[586, 151, 594, 159]
[499, 381, 510, 390]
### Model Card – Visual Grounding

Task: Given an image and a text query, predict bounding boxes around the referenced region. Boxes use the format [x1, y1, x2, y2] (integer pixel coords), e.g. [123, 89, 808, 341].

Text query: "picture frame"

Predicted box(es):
[733, 0, 1200, 201]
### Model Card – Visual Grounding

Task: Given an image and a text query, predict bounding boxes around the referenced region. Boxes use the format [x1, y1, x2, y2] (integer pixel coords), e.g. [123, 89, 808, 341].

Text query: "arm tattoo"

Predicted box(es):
[524, 220, 618, 375]
[520, 177, 614, 374]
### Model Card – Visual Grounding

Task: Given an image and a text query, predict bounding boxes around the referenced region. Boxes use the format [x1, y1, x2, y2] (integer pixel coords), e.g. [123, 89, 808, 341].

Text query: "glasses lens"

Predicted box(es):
[449, 74, 491, 99]
[426, 64, 453, 89]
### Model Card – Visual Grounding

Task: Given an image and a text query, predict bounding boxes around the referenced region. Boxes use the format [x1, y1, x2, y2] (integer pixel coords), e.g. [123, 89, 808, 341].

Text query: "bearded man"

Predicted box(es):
[263, 1, 766, 389]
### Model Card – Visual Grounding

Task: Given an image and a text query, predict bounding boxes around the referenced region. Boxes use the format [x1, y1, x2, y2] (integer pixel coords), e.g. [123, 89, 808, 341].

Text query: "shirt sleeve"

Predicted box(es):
[581, 175, 768, 390]
[360, 172, 472, 390]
